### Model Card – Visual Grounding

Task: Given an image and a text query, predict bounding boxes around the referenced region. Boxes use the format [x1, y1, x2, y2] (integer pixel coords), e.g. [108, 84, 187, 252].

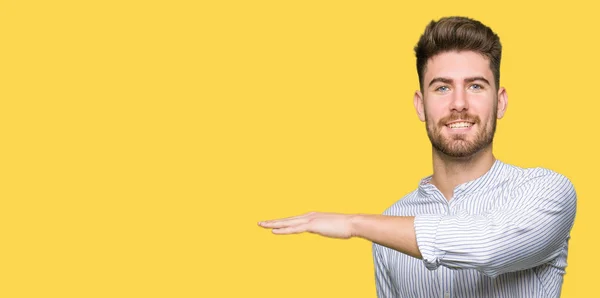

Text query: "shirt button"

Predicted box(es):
[444, 292, 450, 298]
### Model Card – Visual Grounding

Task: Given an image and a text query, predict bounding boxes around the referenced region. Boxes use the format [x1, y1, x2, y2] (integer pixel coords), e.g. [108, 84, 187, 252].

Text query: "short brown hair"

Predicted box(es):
[414, 16, 502, 91]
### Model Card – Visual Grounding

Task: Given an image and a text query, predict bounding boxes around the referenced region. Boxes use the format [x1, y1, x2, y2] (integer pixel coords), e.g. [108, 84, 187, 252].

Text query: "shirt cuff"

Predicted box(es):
[414, 214, 446, 270]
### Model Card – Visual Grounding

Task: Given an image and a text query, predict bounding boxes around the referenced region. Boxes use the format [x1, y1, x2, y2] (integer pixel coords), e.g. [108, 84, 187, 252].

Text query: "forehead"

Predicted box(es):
[424, 51, 494, 84]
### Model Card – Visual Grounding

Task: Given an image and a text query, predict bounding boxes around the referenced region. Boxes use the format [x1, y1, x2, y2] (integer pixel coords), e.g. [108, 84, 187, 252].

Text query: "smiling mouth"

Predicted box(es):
[446, 121, 474, 129]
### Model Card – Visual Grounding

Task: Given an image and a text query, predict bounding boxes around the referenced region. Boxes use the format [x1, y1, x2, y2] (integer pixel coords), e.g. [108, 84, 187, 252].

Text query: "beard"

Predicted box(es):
[425, 107, 497, 158]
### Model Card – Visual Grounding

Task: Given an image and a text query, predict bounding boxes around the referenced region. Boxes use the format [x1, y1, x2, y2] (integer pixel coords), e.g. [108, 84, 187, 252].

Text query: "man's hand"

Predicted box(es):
[258, 212, 356, 239]
[259, 212, 421, 258]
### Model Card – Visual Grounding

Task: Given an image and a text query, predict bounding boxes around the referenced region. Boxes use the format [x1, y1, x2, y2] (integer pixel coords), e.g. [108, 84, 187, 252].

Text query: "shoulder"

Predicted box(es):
[496, 160, 573, 187]
[503, 162, 577, 207]
[381, 189, 422, 216]
[512, 164, 575, 191]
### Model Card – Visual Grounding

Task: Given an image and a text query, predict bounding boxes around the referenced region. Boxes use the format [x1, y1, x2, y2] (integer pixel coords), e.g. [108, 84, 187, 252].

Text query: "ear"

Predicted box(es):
[414, 90, 426, 122]
[496, 87, 508, 119]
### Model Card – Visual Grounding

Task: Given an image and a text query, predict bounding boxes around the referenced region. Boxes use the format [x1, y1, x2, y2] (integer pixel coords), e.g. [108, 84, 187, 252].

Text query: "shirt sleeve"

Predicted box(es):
[372, 243, 397, 298]
[413, 170, 577, 278]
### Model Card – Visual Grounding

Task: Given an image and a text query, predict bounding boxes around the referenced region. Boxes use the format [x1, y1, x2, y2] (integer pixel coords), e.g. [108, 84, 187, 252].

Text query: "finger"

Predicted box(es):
[272, 224, 308, 235]
[258, 212, 315, 225]
[259, 217, 310, 229]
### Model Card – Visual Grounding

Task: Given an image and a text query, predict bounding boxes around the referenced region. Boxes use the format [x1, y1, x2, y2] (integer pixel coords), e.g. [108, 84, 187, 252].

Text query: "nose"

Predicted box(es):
[450, 87, 468, 111]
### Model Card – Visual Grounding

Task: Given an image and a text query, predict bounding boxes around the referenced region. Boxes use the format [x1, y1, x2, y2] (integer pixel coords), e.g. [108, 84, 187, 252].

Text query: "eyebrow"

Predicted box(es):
[428, 76, 491, 87]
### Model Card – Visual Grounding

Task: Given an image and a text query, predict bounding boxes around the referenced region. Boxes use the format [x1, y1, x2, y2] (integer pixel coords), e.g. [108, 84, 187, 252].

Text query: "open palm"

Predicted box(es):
[258, 212, 354, 239]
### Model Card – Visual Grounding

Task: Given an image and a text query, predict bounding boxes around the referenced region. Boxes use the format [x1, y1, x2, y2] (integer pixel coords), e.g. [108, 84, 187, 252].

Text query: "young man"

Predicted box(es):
[258, 16, 577, 298]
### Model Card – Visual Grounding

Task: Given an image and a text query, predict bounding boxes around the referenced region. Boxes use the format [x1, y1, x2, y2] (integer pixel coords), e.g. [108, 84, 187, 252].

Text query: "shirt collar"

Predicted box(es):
[418, 159, 508, 197]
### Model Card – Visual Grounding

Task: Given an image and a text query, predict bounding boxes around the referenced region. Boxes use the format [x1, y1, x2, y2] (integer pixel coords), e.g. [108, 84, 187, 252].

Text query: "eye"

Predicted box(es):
[469, 84, 483, 91]
[436, 86, 450, 93]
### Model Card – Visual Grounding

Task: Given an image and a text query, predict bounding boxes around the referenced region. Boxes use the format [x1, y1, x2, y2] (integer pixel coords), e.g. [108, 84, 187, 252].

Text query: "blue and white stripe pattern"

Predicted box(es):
[373, 159, 577, 298]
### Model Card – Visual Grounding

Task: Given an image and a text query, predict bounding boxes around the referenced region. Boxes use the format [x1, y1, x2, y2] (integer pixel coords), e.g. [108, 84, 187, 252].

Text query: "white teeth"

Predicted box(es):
[448, 122, 473, 129]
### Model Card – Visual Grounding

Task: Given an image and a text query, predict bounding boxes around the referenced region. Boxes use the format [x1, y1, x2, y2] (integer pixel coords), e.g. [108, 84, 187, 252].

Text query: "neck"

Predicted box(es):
[429, 145, 496, 201]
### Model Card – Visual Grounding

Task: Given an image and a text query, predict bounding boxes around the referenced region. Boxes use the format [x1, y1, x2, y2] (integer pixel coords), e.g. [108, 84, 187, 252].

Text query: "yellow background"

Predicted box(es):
[1, 0, 597, 297]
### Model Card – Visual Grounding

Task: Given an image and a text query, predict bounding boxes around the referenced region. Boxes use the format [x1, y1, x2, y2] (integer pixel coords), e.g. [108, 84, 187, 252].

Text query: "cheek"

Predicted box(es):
[424, 104, 445, 121]
[471, 95, 496, 114]
[468, 101, 495, 119]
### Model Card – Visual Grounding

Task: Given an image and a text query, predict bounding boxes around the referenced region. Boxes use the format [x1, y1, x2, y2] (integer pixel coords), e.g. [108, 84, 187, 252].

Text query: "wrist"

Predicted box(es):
[350, 213, 367, 238]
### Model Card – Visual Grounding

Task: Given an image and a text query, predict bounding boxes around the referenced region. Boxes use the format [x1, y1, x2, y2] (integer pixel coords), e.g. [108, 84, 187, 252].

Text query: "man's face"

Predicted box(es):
[414, 51, 507, 158]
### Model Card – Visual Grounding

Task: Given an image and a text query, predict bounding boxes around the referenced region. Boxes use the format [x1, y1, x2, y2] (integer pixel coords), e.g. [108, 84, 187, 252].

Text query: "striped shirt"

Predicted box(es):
[373, 159, 577, 298]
